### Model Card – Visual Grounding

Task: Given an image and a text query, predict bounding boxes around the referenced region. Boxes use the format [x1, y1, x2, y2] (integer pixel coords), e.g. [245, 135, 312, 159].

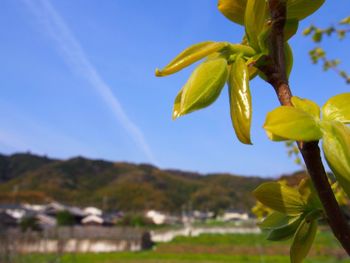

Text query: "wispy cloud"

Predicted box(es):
[22, 0, 157, 164]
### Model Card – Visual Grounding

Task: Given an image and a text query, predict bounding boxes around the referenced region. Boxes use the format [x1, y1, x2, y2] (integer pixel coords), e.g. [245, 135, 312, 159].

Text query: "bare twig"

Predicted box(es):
[260, 0, 350, 255]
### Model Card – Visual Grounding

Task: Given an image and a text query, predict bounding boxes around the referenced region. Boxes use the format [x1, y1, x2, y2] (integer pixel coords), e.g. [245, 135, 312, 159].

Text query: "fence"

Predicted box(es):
[0, 226, 152, 260]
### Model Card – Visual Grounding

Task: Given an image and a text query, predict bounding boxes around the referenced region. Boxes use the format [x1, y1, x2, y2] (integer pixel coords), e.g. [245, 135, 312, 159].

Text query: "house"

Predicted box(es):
[36, 213, 57, 228]
[0, 204, 29, 221]
[145, 210, 180, 225]
[84, 206, 102, 216]
[22, 203, 46, 213]
[103, 211, 124, 225]
[0, 211, 17, 228]
[81, 214, 104, 225]
[44, 202, 85, 223]
[219, 211, 249, 222]
[66, 206, 86, 220]
[44, 202, 66, 216]
[193, 210, 214, 221]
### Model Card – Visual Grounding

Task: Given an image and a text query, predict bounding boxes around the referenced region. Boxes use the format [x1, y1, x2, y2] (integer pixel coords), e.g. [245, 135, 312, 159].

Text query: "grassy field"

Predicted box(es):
[11, 231, 350, 263]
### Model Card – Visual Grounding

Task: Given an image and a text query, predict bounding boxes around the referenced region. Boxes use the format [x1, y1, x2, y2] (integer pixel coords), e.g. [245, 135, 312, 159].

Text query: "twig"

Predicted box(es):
[260, 0, 350, 255]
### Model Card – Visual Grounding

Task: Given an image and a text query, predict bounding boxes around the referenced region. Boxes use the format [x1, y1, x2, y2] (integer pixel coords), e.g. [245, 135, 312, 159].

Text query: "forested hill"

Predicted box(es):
[0, 153, 306, 212]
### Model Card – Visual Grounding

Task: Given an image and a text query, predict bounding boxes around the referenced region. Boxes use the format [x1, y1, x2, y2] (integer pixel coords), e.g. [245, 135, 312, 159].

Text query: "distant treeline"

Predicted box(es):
[0, 153, 306, 212]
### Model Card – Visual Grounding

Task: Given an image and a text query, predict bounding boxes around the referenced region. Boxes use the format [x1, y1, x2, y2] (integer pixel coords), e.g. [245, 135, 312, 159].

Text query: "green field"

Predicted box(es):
[11, 231, 350, 263]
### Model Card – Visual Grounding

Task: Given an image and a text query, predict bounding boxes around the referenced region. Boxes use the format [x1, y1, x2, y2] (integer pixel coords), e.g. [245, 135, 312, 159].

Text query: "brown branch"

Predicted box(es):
[260, 0, 350, 255]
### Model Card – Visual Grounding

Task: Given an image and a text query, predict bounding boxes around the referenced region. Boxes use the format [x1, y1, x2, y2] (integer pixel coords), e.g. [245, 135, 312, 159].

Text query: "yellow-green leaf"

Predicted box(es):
[244, 0, 267, 51]
[218, 0, 246, 25]
[291, 96, 320, 119]
[227, 44, 257, 57]
[264, 106, 322, 141]
[290, 218, 318, 263]
[287, 0, 325, 21]
[322, 121, 350, 199]
[322, 93, 350, 124]
[172, 88, 183, 120]
[266, 131, 289, 141]
[228, 56, 252, 144]
[155, 42, 228, 77]
[217, 0, 324, 26]
[253, 182, 306, 216]
[260, 212, 290, 230]
[178, 58, 228, 117]
[298, 178, 322, 210]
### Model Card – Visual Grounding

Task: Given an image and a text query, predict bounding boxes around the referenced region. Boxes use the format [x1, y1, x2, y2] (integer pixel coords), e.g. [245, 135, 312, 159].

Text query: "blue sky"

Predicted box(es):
[0, 0, 349, 176]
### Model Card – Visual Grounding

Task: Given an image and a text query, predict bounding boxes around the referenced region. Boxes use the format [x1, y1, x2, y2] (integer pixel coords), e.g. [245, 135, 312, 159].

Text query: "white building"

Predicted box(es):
[146, 210, 167, 225]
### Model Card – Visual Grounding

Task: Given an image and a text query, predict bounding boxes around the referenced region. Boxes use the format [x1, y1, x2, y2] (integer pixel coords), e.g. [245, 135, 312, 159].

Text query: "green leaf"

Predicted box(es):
[285, 42, 294, 78]
[290, 218, 318, 263]
[248, 65, 259, 80]
[257, 22, 272, 54]
[246, 53, 265, 67]
[260, 212, 303, 241]
[244, 0, 267, 51]
[176, 58, 228, 117]
[218, 0, 246, 25]
[284, 19, 299, 41]
[245, 53, 266, 80]
[267, 216, 302, 241]
[258, 43, 293, 80]
[253, 182, 306, 216]
[291, 96, 320, 119]
[264, 106, 322, 141]
[305, 209, 323, 221]
[156, 42, 228, 77]
[287, 0, 325, 21]
[228, 56, 252, 144]
[257, 21, 297, 54]
[322, 93, 350, 124]
[322, 121, 350, 199]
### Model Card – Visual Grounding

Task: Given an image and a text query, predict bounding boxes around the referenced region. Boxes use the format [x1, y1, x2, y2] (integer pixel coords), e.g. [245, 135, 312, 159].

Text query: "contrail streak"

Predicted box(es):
[22, 0, 157, 164]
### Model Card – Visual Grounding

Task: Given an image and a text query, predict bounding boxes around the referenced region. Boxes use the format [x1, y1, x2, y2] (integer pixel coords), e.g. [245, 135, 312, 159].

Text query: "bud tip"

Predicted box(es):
[155, 68, 163, 77]
[172, 110, 181, 120]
